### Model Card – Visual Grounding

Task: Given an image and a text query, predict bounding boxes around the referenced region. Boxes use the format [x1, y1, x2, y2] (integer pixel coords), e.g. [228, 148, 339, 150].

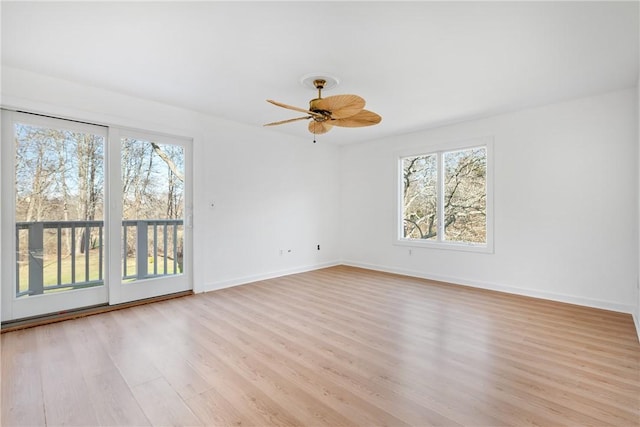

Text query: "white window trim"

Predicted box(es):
[394, 136, 494, 254]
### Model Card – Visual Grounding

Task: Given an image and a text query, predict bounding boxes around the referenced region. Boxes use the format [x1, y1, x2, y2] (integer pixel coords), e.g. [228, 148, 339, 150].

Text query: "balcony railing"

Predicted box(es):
[15, 219, 183, 297]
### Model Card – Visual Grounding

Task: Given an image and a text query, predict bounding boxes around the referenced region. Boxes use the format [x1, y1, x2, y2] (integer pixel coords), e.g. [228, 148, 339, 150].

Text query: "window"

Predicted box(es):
[398, 139, 492, 252]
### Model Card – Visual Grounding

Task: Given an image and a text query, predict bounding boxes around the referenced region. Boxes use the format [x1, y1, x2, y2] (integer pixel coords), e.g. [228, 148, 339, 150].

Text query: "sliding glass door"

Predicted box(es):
[1, 111, 192, 321]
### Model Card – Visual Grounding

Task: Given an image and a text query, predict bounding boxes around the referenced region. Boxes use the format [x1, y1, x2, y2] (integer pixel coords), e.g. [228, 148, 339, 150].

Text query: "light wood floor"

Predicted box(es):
[2, 266, 639, 426]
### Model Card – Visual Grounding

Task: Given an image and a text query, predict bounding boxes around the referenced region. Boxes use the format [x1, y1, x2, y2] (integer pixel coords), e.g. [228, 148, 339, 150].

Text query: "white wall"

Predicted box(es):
[2, 66, 639, 332]
[0, 66, 342, 300]
[340, 88, 639, 314]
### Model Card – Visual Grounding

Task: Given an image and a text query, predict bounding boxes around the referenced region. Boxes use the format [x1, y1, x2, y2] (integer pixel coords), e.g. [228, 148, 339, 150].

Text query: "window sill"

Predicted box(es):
[395, 238, 494, 254]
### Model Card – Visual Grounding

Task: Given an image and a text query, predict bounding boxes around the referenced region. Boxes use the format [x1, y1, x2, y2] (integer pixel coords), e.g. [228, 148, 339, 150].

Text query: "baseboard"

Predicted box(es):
[342, 260, 636, 315]
[634, 312, 640, 343]
[203, 260, 341, 292]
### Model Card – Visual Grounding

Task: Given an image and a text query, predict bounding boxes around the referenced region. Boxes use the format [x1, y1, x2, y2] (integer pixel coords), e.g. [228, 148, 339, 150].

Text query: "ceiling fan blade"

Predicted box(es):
[264, 116, 311, 126]
[330, 109, 382, 127]
[267, 99, 322, 117]
[312, 94, 365, 119]
[308, 121, 333, 135]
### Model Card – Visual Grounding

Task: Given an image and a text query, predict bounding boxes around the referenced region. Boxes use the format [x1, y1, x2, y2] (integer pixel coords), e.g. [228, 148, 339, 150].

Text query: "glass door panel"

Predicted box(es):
[108, 130, 191, 305]
[1, 111, 108, 321]
[121, 137, 185, 282]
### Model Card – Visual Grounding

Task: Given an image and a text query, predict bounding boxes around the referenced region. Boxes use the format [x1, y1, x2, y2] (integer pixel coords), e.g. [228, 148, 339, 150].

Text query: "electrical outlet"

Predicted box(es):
[317, 244, 320, 250]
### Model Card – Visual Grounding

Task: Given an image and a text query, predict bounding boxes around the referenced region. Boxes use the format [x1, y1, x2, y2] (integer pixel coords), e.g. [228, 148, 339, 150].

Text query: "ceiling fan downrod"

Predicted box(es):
[314, 79, 326, 99]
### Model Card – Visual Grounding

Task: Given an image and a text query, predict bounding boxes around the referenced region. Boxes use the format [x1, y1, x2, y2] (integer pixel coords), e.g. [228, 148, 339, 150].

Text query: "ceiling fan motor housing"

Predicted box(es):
[309, 99, 332, 121]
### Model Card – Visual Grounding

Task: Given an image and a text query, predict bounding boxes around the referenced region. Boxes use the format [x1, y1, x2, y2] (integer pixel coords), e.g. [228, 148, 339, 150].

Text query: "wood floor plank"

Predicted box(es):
[130, 377, 202, 427]
[214, 283, 577, 426]
[287, 271, 638, 355]
[192, 289, 498, 426]
[36, 323, 100, 426]
[130, 300, 318, 427]
[270, 273, 640, 385]
[88, 311, 164, 388]
[160, 299, 379, 426]
[0, 329, 46, 427]
[185, 386, 261, 427]
[1, 265, 639, 426]
[62, 318, 151, 426]
[250, 278, 636, 402]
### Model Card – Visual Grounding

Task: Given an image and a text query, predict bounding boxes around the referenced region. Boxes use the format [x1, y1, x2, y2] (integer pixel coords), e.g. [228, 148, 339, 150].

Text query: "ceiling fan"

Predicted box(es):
[264, 78, 382, 137]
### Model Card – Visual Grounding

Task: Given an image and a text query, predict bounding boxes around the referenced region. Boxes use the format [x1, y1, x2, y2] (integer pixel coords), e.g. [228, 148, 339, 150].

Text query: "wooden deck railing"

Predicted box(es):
[15, 219, 183, 297]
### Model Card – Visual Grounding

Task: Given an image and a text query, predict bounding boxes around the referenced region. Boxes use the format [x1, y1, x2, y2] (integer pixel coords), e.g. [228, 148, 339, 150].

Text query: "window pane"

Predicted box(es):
[443, 147, 486, 243]
[121, 138, 185, 282]
[14, 123, 105, 297]
[402, 154, 437, 240]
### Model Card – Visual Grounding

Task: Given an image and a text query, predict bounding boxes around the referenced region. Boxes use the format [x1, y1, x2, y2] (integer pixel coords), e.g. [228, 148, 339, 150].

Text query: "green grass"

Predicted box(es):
[17, 248, 180, 294]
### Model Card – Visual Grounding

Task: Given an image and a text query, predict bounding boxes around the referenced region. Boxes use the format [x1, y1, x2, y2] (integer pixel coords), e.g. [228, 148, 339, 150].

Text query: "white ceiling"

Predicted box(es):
[2, 1, 638, 145]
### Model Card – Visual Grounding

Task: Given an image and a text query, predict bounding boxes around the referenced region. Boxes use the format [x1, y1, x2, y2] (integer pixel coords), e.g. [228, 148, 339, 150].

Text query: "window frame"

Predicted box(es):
[395, 136, 494, 253]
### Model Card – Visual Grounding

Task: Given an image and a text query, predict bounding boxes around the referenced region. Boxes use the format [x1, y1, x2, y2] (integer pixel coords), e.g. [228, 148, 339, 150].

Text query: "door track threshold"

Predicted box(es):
[1, 290, 193, 333]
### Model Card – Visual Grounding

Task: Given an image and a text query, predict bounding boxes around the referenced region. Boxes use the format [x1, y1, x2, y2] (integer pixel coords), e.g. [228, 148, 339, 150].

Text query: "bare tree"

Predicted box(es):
[120, 139, 185, 263]
[121, 138, 155, 220]
[75, 133, 104, 254]
[403, 154, 437, 239]
[54, 136, 72, 253]
[15, 126, 59, 222]
[151, 142, 184, 182]
[403, 148, 486, 243]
